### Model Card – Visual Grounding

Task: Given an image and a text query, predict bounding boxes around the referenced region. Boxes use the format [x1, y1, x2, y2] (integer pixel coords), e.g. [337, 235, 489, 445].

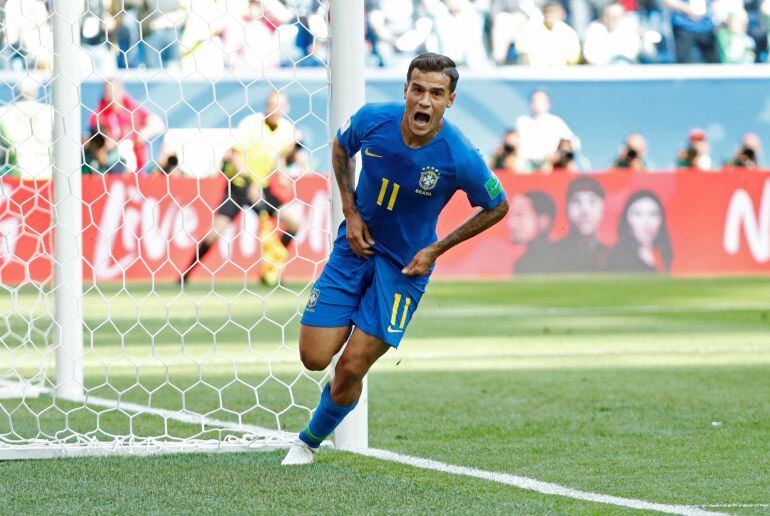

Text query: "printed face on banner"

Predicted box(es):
[567, 191, 604, 237]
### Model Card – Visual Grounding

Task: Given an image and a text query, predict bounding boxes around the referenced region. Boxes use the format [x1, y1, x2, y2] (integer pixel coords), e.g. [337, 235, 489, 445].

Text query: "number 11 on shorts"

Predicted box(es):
[389, 293, 411, 333]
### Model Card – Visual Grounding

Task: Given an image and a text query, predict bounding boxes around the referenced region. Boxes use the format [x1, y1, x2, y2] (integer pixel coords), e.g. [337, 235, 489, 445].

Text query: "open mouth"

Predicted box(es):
[413, 111, 431, 128]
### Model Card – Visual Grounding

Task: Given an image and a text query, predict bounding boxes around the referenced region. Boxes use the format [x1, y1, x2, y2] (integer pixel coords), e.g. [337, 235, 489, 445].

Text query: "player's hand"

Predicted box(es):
[402, 246, 438, 276]
[345, 210, 375, 258]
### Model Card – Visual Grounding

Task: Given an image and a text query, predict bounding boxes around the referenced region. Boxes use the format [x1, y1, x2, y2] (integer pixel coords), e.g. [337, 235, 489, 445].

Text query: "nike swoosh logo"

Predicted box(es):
[387, 326, 403, 333]
[365, 148, 383, 158]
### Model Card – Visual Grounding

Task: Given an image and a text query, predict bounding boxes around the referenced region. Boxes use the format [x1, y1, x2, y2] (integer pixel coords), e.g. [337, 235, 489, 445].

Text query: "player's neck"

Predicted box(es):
[400, 116, 444, 148]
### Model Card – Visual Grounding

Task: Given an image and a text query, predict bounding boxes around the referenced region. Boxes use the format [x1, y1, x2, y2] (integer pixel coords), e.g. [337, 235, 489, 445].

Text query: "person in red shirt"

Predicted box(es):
[89, 80, 164, 173]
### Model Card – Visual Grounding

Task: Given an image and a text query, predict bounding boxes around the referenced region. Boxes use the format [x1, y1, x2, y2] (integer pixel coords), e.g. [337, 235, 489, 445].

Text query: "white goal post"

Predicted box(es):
[0, 0, 366, 459]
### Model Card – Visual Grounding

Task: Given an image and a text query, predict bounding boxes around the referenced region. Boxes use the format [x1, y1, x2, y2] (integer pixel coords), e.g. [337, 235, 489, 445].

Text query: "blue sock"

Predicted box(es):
[299, 382, 358, 449]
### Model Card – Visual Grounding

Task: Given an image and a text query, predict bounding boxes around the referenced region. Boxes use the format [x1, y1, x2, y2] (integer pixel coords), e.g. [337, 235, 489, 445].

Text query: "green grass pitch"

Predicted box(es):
[2, 276, 769, 513]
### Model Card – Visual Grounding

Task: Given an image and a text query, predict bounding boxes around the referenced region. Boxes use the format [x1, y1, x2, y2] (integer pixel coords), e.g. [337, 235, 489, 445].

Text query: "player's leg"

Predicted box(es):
[180, 212, 231, 283]
[276, 204, 300, 249]
[283, 242, 372, 465]
[249, 184, 293, 286]
[297, 324, 350, 371]
[293, 328, 388, 451]
[181, 181, 246, 283]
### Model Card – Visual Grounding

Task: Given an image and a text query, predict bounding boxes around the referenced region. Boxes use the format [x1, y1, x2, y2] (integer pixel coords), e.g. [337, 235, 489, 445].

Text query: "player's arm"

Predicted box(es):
[402, 200, 509, 276]
[404, 149, 509, 276]
[332, 136, 375, 258]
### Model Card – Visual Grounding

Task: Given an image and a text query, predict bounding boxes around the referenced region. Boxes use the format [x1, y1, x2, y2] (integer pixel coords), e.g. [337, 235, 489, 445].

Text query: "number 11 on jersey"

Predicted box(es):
[377, 178, 400, 211]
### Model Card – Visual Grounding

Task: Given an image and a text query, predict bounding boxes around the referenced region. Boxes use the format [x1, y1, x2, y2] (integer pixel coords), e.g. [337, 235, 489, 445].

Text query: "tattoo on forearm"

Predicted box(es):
[332, 141, 357, 211]
[435, 201, 508, 255]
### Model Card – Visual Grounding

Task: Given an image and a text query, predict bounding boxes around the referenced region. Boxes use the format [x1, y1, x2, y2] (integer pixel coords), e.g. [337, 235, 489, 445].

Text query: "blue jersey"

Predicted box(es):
[336, 102, 506, 268]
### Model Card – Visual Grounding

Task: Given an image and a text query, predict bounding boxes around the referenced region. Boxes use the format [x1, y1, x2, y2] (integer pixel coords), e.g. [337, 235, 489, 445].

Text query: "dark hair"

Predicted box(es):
[616, 190, 673, 272]
[566, 176, 605, 203]
[543, 1, 564, 11]
[407, 53, 459, 93]
[525, 190, 557, 221]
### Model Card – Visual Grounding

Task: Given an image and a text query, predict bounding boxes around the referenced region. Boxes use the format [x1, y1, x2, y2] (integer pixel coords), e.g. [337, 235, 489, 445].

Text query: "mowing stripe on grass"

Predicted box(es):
[421, 304, 770, 318]
[351, 448, 725, 516]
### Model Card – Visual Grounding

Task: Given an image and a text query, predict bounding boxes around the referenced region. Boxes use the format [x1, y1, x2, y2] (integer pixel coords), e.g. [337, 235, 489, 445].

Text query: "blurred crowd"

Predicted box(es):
[489, 89, 764, 172]
[2, 0, 770, 74]
[0, 76, 311, 179]
[0, 78, 761, 180]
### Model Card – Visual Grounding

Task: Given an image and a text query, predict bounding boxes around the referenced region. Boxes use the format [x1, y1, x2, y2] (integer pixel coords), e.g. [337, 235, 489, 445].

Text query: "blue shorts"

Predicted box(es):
[301, 237, 429, 348]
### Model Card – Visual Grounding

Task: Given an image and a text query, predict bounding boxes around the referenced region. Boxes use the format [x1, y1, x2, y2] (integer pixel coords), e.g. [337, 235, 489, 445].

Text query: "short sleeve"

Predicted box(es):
[457, 146, 506, 209]
[233, 114, 261, 151]
[336, 104, 374, 157]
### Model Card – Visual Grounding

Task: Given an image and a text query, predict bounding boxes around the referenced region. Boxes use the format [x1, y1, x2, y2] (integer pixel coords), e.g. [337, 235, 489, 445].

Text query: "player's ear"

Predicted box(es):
[446, 91, 456, 109]
[403, 83, 408, 99]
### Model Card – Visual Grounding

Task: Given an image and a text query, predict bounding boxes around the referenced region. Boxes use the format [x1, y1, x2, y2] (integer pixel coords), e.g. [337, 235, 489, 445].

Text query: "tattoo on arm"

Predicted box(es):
[332, 137, 358, 214]
[434, 200, 509, 256]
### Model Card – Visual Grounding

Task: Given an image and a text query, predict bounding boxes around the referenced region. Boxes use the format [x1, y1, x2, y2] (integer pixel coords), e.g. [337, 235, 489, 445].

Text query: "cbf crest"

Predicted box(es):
[306, 288, 320, 312]
[416, 166, 440, 196]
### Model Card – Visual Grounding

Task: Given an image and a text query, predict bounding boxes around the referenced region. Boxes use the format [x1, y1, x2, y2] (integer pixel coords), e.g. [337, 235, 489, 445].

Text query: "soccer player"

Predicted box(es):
[282, 53, 509, 465]
[180, 91, 304, 286]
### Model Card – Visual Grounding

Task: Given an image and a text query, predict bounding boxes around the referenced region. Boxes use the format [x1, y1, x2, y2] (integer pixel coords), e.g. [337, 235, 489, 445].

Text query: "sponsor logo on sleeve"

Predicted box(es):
[485, 174, 502, 199]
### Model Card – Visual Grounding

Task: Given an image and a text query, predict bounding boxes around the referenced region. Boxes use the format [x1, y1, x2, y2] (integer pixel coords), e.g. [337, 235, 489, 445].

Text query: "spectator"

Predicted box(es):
[717, 9, 756, 63]
[515, 89, 581, 172]
[152, 144, 183, 177]
[490, 0, 542, 64]
[489, 129, 520, 172]
[179, 0, 227, 75]
[663, 0, 719, 63]
[421, 0, 489, 68]
[89, 80, 165, 173]
[730, 132, 762, 168]
[760, 0, 770, 62]
[82, 128, 126, 175]
[515, 2, 581, 66]
[139, 0, 189, 69]
[367, 0, 431, 67]
[614, 133, 648, 171]
[81, 0, 118, 73]
[583, 3, 641, 64]
[4, 0, 54, 71]
[677, 128, 713, 170]
[543, 138, 578, 172]
[224, 0, 291, 73]
[569, 0, 615, 39]
[115, 0, 144, 68]
[0, 78, 53, 179]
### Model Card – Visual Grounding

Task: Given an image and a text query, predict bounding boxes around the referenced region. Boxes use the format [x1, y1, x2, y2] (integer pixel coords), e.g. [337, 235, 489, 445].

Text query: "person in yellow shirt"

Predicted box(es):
[516, 2, 581, 66]
[180, 91, 305, 286]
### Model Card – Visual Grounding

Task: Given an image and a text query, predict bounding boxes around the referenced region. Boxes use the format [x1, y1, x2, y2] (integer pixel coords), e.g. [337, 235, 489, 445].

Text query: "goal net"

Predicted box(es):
[0, 0, 362, 459]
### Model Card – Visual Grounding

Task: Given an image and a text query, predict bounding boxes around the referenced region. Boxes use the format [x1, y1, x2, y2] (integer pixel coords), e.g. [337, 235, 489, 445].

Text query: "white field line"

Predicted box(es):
[698, 504, 769, 508]
[420, 304, 770, 318]
[352, 448, 725, 516]
[0, 380, 751, 514]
